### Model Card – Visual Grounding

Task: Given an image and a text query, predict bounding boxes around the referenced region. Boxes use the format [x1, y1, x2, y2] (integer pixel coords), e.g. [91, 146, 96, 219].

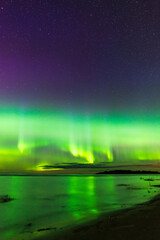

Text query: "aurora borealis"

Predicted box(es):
[1, 1, 160, 172]
[1, 106, 160, 172]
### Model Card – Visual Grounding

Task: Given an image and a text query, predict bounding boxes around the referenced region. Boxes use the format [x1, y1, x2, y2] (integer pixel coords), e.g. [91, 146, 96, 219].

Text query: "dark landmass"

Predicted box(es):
[143, 178, 155, 181]
[0, 195, 14, 203]
[151, 185, 160, 188]
[96, 170, 160, 174]
[35, 193, 160, 240]
[37, 227, 57, 232]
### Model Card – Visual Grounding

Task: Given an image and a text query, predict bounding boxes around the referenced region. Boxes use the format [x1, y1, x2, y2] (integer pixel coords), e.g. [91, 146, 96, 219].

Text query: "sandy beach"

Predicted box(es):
[34, 193, 160, 240]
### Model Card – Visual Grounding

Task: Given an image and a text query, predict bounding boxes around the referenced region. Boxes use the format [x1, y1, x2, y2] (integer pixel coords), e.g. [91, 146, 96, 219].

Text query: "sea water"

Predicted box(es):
[0, 174, 159, 240]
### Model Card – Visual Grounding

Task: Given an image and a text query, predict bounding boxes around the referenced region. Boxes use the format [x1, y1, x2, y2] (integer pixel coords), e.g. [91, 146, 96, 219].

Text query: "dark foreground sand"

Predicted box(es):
[35, 194, 160, 240]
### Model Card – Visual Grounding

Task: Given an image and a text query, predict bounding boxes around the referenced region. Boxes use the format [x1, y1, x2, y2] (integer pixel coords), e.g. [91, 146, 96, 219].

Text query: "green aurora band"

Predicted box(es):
[0, 106, 160, 172]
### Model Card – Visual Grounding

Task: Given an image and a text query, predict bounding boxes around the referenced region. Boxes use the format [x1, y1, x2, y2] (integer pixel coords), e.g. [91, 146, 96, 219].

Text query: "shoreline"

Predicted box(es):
[34, 193, 160, 240]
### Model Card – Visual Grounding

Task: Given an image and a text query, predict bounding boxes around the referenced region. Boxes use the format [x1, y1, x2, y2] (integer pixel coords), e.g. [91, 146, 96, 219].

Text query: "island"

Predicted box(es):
[96, 170, 160, 174]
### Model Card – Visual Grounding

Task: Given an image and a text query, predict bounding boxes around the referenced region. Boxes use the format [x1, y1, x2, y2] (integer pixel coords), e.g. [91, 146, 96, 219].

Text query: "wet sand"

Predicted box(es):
[35, 194, 160, 240]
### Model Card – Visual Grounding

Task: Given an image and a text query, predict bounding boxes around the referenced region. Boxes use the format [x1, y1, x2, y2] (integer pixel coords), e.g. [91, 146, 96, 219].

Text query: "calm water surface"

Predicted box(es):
[0, 174, 159, 240]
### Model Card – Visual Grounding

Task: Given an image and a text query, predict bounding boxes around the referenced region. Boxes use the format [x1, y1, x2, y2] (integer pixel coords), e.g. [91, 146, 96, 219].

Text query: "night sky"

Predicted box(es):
[1, 0, 160, 172]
